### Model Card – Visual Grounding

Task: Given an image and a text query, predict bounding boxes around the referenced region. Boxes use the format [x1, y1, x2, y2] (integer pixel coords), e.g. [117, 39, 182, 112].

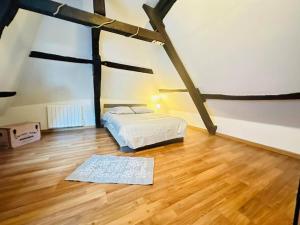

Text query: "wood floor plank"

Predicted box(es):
[0, 127, 299, 225]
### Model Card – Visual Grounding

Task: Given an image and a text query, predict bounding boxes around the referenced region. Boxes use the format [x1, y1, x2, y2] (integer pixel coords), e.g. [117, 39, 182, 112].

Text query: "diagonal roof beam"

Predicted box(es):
[144, 4, 217, 135]
[155, 0, 177, 20]
[0, 0, 18, 38]
[15, 0, 165, 43]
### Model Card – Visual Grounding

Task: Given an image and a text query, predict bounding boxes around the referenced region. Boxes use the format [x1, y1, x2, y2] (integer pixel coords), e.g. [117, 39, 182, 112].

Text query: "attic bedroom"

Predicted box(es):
[0, 0, 299, 224]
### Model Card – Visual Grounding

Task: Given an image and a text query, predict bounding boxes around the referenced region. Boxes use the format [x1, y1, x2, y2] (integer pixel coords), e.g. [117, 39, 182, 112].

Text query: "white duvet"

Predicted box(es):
[102, 112, 187, 149]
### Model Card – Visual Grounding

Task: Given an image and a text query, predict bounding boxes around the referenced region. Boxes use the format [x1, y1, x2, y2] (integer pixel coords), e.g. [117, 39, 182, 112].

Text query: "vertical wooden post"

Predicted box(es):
[92, 0, 105, 128]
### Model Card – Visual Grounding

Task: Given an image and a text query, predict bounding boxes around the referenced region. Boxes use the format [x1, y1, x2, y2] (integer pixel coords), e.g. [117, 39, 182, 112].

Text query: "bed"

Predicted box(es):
[102, 104, 187, 152]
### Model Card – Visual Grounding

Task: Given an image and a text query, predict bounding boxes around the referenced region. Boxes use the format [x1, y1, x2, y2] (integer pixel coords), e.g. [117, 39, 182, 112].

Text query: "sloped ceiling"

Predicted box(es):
[12, 0, 94, 106]
[0, 0, 92, 114]
[151, 0, 300, 128]
[1, 0, 159, 110]
[0, 0, 299, 129]
[0, 10, 42, 114]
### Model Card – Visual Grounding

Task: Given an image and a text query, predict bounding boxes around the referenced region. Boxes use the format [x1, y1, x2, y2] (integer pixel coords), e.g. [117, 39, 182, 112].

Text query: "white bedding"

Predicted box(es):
[102, 112, 187, 149]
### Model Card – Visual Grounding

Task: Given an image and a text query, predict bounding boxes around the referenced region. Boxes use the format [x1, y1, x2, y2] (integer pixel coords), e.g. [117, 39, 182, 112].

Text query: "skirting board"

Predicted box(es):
[42, 126, 96, 133]
[189, 125, 300, 160]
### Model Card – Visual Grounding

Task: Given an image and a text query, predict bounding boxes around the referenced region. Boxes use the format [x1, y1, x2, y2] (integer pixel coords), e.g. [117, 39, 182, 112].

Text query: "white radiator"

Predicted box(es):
[47, 104, 84, 129]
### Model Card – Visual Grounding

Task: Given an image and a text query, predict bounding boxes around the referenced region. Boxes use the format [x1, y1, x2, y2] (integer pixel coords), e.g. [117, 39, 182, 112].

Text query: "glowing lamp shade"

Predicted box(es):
[151, 95, 162, 112]
[151, 95, 161, 102]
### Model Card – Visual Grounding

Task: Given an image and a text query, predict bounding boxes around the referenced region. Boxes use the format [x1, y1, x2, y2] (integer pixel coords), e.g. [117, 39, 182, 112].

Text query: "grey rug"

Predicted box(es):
[66, 155, 154, 185]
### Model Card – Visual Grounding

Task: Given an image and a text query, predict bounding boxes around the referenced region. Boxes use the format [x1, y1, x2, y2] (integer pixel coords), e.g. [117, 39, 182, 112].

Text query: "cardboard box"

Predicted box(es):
[0, 122, 41, 149]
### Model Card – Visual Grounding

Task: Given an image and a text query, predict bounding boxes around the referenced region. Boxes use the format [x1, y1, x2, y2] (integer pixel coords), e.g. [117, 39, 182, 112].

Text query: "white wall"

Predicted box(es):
[150, 0, 300, 152]
[0, 10, 42, 114]
[0, 0, 299, 154]
[13, 0, 158, 107]
[170, 110, 300, 154]
[0, 0, 158, 129]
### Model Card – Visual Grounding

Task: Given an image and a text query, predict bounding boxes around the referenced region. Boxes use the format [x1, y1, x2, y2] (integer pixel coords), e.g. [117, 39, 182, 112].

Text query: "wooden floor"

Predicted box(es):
[0, 128, 299, 225]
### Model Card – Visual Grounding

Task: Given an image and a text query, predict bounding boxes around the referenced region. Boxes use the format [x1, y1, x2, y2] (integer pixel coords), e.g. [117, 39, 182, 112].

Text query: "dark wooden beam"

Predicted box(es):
[159, 89, 188, 93]
[29, 51, 93, 64]
[93, 0, 106, 16]
[0, 92, 16, 98]
[17, 0, 165, 43]
[159, 89, 300, 100]
[204, 93, 300, 101]
[92, 0, 105, 128]
[144, 5, 217, 135]
[29, 51, 153, 74]
[155, 0, 177, 20]
[0, 0, 19, 38]
[294, 180, 300, 225]
[102, 61, 154, 74]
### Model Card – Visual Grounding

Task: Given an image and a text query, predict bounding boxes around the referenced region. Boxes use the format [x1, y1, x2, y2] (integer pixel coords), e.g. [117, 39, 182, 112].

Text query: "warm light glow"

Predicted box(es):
[151, 95, 161, 102]
[160, 94, 167, 100]
[150, 95, 163, 112]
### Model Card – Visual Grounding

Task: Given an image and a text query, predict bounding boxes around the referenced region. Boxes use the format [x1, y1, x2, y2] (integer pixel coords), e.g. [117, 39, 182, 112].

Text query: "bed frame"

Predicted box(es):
[103, 103, 184, 152]
[103, 104, 147, 108]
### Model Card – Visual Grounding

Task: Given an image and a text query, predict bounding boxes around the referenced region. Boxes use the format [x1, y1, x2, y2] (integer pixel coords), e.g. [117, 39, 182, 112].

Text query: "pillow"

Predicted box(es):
[131, 106, 154, 114]
[108, 106, 134, 114]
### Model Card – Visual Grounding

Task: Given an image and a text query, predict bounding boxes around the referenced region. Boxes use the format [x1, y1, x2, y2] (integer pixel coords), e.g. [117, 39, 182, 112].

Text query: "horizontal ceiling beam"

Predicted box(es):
[0, 92, 16, 98]
[159, 89, 188, 93]
[159, 89, 300, 100]
[204, 92, 300, 101]
[29, 51, 154, 74]
[29, 51, 93, 64]
[18, 0, 165, 43]
[155, 0, 177, 19]
[102, 61, 153, 74]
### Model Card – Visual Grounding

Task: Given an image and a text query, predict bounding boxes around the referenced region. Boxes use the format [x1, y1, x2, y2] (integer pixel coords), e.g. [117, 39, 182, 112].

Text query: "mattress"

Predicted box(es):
[102, 112, 187, 149]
